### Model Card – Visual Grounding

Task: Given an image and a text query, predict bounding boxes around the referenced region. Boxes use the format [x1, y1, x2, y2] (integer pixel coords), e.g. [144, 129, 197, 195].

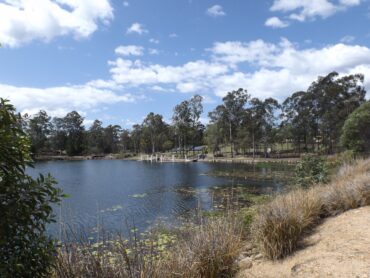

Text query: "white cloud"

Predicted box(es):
[148, 48, 159, 55]
[109, 58, 229, 92]
[0, 0, 113, 47]
[115, 45, 144, 56]
[339, 0, 362, 6]
[0, 83, 136, 117]
[123, 1, 129, 7]
[4, 39, 370, 118]
[149, 38, 160, 44]
[340, 35, 355, 43]
[126, 23, 148, 35]
[208, 39, 370, 98]
[206, 5, 226, 17]
[270, 0, 363, 22]
[265, 17, 289, 28]
[169, 33, 178, 38]
[107, 39, 370, 101]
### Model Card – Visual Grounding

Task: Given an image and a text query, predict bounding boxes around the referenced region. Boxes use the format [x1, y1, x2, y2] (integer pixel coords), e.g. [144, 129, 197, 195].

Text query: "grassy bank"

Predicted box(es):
[53, 157, 370, 277]
[252, 158, 370, 260]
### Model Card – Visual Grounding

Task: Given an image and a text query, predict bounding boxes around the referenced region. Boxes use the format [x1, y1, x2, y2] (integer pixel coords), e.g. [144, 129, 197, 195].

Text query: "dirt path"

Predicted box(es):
[239, 206, 370, 278]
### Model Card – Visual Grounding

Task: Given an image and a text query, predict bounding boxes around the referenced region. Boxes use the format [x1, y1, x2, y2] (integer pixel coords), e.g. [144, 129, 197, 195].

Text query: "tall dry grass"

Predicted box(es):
[160, 216, 244, 278]
[252, 158, 370, 260]
[54, 215, 244, 278]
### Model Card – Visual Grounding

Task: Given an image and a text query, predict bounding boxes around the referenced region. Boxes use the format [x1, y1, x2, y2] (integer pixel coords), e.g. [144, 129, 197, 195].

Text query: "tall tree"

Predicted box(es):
[63, 111, 85, 156]
[248, 98, 280, 157]
[103, 125, 121, 154]
[209, 88, 249, 157]
[142, 113, 167, 154]
[87, 120, 104, 154]
[28, 110, 52, 154]
[173, 100, 192, 156]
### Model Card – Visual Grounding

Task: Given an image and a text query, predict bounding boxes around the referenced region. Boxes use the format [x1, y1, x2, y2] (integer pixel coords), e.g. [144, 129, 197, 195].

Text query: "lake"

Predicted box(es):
[29, 160, 291, 239]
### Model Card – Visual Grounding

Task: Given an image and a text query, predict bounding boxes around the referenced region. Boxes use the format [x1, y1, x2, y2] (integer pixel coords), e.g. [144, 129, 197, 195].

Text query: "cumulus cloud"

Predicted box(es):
[0, 0, 113, 47]
[108, 58, 229, 91]
[3, 38, 370, 117]
[0, 83, 137, 117]
[265, 17, 289, 28]
[206, 5, 226, 17]
[269, 0, 363, 22]
[106, 39, 370, 101]
[115, 45, 144, 56]
[126, 23, 148, 35]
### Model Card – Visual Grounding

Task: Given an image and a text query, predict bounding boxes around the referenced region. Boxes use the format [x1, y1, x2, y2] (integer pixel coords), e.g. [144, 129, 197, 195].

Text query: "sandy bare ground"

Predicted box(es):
[239, 206, 370, 278]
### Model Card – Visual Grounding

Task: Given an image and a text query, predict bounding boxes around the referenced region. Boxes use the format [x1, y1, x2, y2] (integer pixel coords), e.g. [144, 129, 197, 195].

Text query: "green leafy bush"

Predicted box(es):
[294, 155, 329, 187]
[0, 98, 63, 277]
[341, 101, 370, 153]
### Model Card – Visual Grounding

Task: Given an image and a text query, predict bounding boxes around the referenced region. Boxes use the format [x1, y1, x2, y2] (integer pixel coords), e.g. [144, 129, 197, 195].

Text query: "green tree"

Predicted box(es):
[173, 100, 192, 156]
[0, 98, 63, 277]
[247, 97, 280, 157]
[27, 110, 52, 154]
[103, 124, 121, 153]
[87, 119, 105, 154]
[142, 113, 168, 154]
[63, 111, 85, 155]
[340, 101, 370, 153]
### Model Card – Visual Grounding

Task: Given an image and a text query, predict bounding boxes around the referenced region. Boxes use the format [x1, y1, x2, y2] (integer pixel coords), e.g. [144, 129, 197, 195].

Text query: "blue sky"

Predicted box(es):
[0, 0, 370, 127]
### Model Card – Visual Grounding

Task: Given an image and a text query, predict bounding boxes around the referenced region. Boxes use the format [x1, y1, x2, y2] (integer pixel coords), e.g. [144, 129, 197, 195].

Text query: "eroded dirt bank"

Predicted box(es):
[238, 206, 370, 278]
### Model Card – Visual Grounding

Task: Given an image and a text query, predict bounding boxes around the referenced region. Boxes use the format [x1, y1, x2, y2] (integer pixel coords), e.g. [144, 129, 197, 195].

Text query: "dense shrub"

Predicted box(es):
[0, 98, 63, 277]
[294, 154, 329, 187]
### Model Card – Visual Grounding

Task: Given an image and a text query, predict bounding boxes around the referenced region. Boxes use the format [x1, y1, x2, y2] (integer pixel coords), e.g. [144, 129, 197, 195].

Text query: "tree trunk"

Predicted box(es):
[229, 121, 233, 158]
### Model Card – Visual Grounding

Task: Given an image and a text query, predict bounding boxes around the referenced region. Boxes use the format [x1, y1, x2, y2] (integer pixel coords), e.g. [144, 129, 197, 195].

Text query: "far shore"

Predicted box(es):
[34, 154, 300, 164]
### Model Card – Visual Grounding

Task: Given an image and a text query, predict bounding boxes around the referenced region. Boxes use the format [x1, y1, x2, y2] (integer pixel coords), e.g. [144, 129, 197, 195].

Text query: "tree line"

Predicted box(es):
[23, 71, 368, 157]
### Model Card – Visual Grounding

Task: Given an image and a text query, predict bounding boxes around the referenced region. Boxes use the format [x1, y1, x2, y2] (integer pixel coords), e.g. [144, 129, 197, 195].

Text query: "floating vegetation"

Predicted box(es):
[129, 193, 148, 198]
[100, 205, 123, 213]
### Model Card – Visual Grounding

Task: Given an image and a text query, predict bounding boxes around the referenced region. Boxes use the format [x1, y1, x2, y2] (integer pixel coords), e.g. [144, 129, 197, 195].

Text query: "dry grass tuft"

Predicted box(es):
[252, 159, 370, 260]
[161, 216, 244, 278]
[54, 216, 244, 278]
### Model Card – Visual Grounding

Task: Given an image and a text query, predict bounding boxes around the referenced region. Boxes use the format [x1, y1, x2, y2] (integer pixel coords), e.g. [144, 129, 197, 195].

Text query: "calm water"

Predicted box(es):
[28, 160, 290, 238]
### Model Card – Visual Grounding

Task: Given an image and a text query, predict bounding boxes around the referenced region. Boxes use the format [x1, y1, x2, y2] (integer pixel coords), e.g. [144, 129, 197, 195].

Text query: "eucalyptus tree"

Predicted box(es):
[62, 111, 86, 155]
[130, 124, 142, 154]
[281, 91, 317, 152]
[282, 72, 366, 153]
[103, 124, 122, 154]
[142, 112, 168, 154]
[308, 72, 366, 153]
[120, 129, 131, 152]
[50, 117, 68, 154]
[87, 119, 104, 154]
[28, 110, 52, 154]
[173, 100, 192, 156]
[247, 97, 280, 157]
[189, 95, 204, 149]
[208, 88, 249, 157]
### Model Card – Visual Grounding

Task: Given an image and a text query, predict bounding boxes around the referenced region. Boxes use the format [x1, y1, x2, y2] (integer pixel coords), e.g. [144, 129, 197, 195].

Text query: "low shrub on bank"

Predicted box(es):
[252, 158, 370, 260]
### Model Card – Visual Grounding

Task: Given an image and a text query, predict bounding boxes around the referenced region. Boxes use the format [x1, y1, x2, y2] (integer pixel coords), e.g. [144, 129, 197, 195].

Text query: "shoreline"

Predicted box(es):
[34, 154, 300, 164]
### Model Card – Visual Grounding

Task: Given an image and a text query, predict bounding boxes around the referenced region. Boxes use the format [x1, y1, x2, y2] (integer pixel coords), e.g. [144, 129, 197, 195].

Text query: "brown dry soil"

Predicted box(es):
[238, 206, 370, 278]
